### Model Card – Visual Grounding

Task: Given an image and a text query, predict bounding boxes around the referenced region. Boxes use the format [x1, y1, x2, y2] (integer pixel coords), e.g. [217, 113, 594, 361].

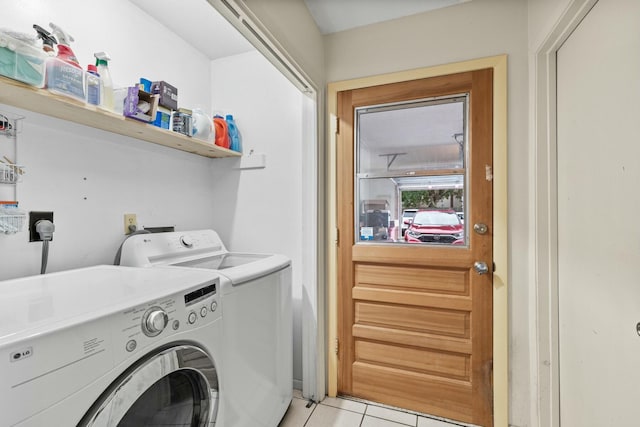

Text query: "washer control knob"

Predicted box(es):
[210, 301, 218, 312]
[126, 340, 137, 352]
[172, 320, 180, 330]
[188, 311, 197, 324]
[180, 235, 194, 248]
[200, 306, 208, 318]
[142, 307, 169, 337]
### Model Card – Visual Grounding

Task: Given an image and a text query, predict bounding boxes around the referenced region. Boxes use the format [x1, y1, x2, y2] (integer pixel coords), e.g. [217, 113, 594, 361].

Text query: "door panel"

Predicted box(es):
[355, 264, 469, 294]
[355, 340, 470, 379]
[337, 69, 493, 426]
[352, 363, 473, 420]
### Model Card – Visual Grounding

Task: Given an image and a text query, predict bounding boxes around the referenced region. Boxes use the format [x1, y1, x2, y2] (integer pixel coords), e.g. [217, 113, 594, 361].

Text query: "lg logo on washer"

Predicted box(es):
[10, 346, 33, 362]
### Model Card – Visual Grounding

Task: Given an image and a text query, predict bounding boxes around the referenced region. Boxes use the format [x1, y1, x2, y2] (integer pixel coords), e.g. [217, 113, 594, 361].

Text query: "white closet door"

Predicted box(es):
[557, 0, 640, 425]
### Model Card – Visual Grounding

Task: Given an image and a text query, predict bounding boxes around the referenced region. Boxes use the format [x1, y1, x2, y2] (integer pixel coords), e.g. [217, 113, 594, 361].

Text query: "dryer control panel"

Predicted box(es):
[116, 277, 221, 360]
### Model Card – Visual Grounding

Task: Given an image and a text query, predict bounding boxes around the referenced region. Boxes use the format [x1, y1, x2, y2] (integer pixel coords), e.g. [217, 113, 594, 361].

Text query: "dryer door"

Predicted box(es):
[78, 345, 219, 427]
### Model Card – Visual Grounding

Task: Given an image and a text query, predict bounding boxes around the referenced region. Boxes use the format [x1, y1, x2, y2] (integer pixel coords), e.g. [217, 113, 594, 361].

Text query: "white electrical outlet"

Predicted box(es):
[124, 214, 137, 234]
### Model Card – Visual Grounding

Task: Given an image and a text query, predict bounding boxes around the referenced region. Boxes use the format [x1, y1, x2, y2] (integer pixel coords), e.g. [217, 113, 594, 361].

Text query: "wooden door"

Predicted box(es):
[337, 69, 493, 426]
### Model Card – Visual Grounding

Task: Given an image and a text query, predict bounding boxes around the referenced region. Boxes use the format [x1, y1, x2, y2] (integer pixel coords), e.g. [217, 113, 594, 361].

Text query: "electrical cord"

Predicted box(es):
[113, 229, 151, 265]
[41, 240, 49, 274]
[35, 219, 55, 274]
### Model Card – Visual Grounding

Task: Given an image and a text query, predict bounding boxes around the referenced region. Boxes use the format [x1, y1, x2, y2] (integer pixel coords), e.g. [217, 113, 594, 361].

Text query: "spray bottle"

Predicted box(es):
[94, 52, 114, 111]
[32, 24, 57, 56]
[48, 23, 80, 67]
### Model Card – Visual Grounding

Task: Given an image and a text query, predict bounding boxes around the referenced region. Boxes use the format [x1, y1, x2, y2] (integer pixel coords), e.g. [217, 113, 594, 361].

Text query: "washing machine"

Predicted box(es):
[0, 265, 225, 426]
[119, 229, 293, 427]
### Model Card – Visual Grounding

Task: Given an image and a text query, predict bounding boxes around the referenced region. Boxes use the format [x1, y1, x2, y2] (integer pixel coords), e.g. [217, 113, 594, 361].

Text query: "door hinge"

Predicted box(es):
[334, 115, 340, 135]
[493, 261, 496, 272]
[334, 227, 339, 246]
[334, 337, 339, 355]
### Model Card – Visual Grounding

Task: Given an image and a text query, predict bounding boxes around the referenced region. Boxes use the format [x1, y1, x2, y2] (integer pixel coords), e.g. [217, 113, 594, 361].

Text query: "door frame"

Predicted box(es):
[208, 0, 326, 402]
[531, 1, 598, 426]
[327, 55, 508, 426]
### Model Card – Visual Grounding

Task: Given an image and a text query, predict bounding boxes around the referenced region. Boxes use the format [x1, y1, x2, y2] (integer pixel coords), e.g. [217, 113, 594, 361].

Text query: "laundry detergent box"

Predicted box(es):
[0, 29, 46, 87]
[152, 106, 171, 129]
[150, 80, 178, 111]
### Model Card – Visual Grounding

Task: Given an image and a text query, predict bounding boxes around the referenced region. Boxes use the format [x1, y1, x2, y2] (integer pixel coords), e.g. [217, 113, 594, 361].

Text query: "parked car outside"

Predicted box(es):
[404, 209, 464, 245]
[401, 209, 418, 236]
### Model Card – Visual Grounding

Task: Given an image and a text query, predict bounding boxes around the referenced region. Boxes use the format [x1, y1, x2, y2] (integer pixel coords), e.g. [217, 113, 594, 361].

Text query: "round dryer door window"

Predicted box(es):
[79, 345, 219, 426]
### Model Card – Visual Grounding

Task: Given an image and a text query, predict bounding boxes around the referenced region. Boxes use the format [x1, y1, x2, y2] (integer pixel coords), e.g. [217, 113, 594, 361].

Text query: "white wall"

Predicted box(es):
[209, 51, 305, 386]
[528, 0, 573, 51]
[242, 0, 325, 88]
[0, 0, 218, 280]
[324, 1, 530, 426]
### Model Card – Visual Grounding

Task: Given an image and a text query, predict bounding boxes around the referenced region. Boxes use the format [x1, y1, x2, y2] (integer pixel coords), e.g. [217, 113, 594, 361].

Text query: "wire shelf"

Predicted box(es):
[0, 210, 26, 234]
[0, 162, 24, 184]
[0, 111, 24, 137]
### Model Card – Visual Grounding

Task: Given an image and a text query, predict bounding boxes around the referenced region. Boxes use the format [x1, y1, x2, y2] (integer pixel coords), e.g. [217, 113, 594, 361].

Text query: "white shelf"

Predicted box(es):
[0, 76, 240, 159]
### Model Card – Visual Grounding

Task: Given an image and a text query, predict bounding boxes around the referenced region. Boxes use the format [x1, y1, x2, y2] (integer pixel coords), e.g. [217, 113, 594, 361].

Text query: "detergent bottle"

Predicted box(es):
[192, 108, 215, 143]
[226, 114, 242, 152]
[46, 23, 85, 101]
[213, 115, 230, 149]
[94, 52, 114, 111]
[85, 64, 101, 106]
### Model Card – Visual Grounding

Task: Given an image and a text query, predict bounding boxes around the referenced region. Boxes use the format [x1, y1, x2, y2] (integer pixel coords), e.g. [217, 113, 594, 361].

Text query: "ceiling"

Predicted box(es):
[303, 0, 470, 34]
[129, 0, 254, 60]
[130, 0, 472, 61]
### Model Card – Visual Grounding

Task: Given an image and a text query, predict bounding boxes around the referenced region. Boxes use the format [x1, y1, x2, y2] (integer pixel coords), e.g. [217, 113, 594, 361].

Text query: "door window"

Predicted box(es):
[355, 96, 468, 245]
[118, 370, 209, 426]
[79, 346, 218, 426]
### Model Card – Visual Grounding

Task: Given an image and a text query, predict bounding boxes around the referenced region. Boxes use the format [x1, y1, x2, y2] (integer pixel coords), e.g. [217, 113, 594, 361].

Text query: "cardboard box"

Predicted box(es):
[123, 87, 159, 123]
[152, 106, 171, 129]
[150, 80, 178, 110]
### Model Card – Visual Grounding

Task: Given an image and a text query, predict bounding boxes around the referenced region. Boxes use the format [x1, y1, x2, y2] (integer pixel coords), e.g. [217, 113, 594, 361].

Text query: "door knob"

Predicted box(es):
[474, 261, 489, 275]
[473, 223, 488, 234]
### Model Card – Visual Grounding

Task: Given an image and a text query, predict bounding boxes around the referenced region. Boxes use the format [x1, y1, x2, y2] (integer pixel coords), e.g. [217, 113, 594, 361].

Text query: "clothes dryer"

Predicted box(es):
[0, 265, 225, 426]
[120, 229, 292, 427]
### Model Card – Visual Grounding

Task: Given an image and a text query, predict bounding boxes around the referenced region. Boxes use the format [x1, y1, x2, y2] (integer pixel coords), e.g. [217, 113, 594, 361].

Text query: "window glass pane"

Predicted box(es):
[357, 97, 466, 175]
[354, 94, 468, 247]
[357, 178, 394, 242]
[356, 175, 466, 245]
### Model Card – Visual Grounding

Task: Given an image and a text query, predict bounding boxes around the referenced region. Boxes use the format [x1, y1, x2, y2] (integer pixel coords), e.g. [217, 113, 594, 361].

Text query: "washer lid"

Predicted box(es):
[0, 265, 219, 346]
[175, 252, 291, 286]
[118, 229, 291, 285]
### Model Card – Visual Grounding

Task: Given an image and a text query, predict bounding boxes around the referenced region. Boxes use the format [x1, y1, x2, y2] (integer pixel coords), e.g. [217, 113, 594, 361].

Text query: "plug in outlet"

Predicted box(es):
[124, 214, 137, 234]
[29, 211, 54, 242]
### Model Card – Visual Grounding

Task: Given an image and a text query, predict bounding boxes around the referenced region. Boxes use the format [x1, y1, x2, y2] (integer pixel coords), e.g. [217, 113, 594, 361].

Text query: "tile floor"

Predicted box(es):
[278, 391, 476, 427]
